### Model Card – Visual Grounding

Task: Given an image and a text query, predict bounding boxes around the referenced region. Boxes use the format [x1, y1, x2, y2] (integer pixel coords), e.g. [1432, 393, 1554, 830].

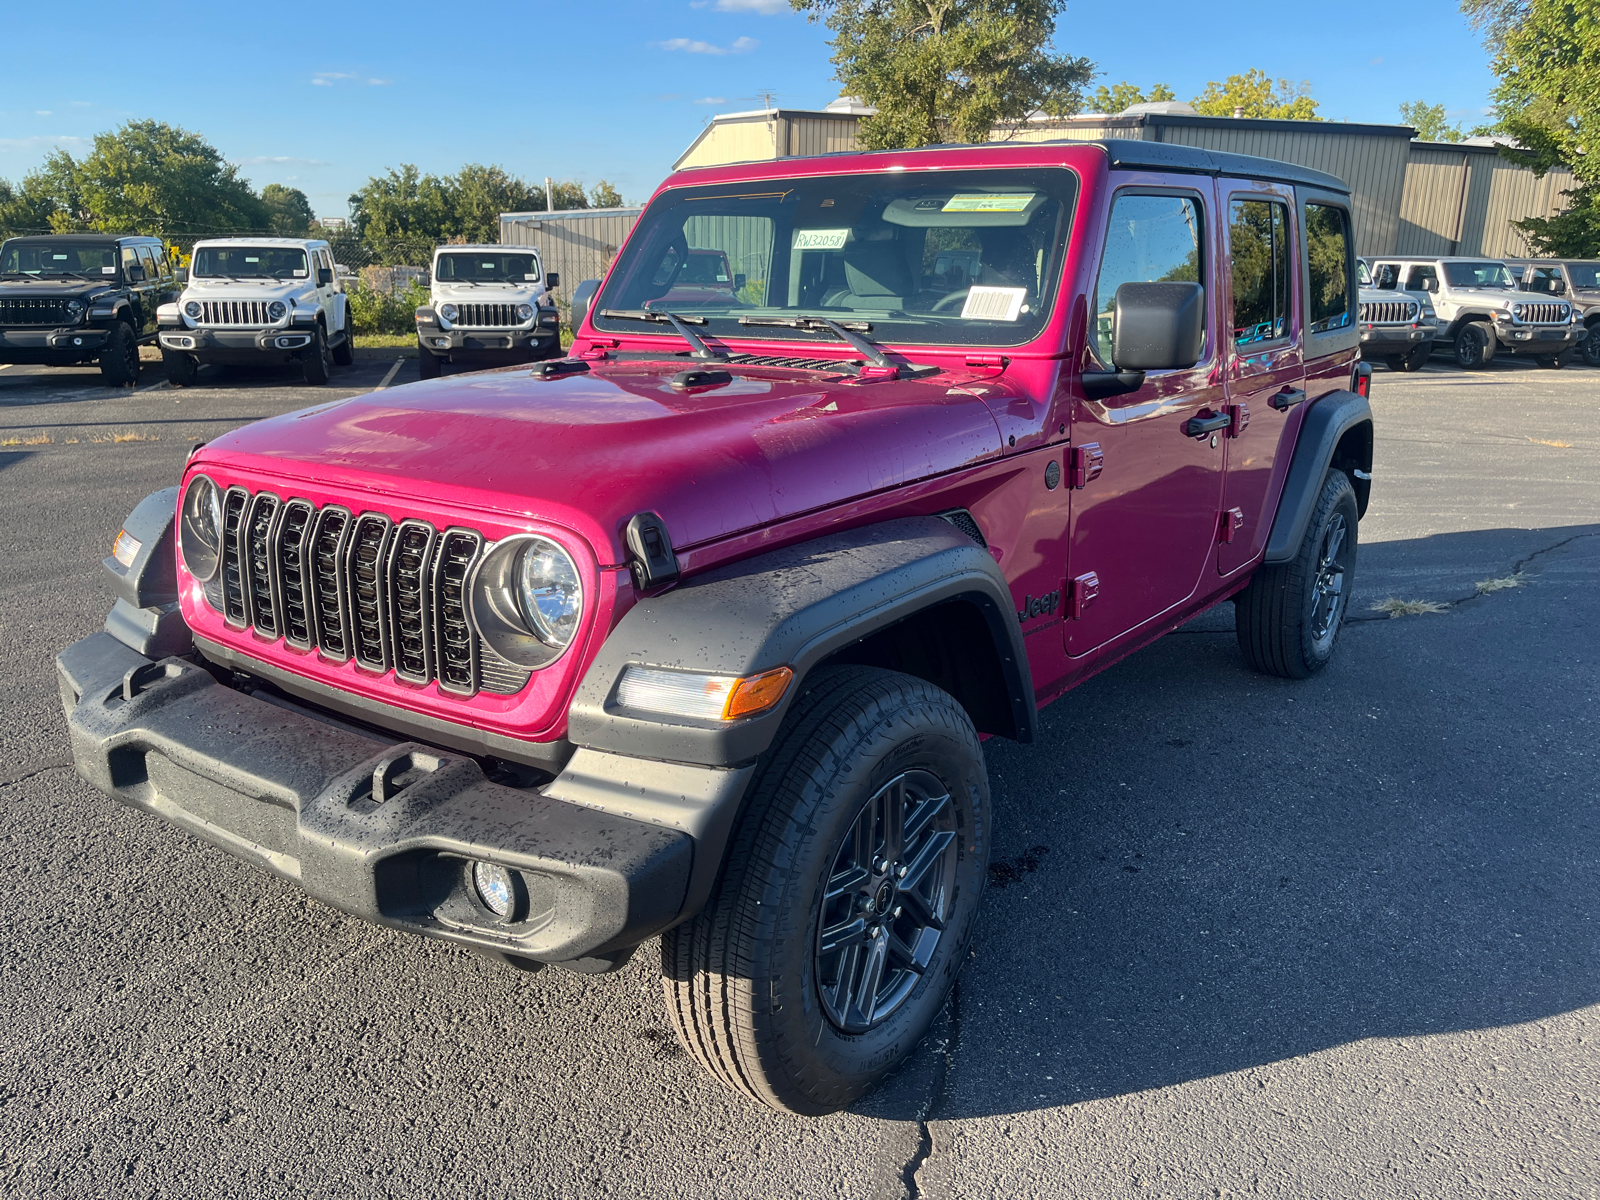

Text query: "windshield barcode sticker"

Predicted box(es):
[961, 286, 1027, 322]
[943, 194, 1035, 213]
[793, 228, 849, 251]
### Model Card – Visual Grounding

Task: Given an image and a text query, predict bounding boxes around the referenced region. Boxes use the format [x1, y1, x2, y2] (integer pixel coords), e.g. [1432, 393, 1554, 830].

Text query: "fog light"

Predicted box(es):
[73, 337, 82, 346]
[434, 337, 449, 348]
[473, 861, 515, 917]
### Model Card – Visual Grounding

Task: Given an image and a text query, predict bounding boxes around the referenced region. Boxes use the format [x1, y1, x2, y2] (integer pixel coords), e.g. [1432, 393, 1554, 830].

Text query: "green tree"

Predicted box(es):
[1398, 100, 1464, 142]
[590, 179, 624, 208]
[1193, 69, 1320, 120]
[0, 176, 58, 234]
[1090, 81, 1174, 113]
[1467, 0, 1600, 254]
[34, 120, 266, 234]
[261, 183, 316, 234]
[548, 180, 589, 210]
[791, 0, 1095, 149]
[453, 164, 545, 241]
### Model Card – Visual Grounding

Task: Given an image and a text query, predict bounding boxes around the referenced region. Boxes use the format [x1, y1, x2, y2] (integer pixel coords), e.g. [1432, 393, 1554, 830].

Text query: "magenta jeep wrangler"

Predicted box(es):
[59, 140, 1373, 1115]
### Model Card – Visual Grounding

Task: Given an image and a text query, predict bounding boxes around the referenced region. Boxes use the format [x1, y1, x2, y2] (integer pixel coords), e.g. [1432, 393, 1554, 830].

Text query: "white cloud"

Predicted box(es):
[694, 96, 728, 105]
[714, 0, 787, 12]
[0, 135, 90, 150]
[660, 35, 758, 54]
[36, 110, 52, 116]
[367, 78, 389, 85]
[312, 71, 360, 86]
[233, 155, 332, 167]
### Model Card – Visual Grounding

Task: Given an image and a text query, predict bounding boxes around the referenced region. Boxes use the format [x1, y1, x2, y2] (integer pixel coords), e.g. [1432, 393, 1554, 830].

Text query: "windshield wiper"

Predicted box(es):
[47, 270, 94, 281]
[737, 314, 892, 369]
[599, 309, 725, 360]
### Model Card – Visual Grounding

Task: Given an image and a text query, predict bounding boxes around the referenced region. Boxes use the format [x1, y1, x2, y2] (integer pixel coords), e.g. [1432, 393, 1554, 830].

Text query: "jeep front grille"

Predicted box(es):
[0, 298, 72, 326]
[454, 303, 521, 328]
[1517, 302, 1567, 324]
[1359, 300, 1419, 325]
[209, 489, 529, 697]
[196, 299, 276, 327]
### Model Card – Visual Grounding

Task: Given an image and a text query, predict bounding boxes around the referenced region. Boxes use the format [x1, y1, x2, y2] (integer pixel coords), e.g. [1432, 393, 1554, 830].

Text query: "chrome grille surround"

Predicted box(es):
[1359, 300, 1419, 325]
[1516, 301, 1567, 325]
[206, 489, 532, 698]
[196, 299, 278, 327]
[453, 302, 522, 328]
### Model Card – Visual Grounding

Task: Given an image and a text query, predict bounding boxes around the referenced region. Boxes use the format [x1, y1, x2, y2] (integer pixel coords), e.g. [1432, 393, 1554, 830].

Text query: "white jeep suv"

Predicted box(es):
[413, 245, 560, 379]
[158, 237, 352, 386]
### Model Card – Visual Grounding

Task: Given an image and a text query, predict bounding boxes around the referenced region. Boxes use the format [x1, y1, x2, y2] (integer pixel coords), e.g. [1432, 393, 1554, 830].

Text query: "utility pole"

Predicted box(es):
[546, 176, 555, 213]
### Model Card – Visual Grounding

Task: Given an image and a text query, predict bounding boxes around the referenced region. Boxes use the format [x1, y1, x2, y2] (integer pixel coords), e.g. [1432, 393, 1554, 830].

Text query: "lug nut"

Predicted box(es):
[893, 905, 903, 919]
[895, 864, 908, 879]
[873, 858, 888, 874]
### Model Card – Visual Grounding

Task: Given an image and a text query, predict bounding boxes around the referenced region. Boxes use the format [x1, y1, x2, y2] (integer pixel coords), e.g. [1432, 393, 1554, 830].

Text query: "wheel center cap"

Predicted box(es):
[874, 882, 895, 913]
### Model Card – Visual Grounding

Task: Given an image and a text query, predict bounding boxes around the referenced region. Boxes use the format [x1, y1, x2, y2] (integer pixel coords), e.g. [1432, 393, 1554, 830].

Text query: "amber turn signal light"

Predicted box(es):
[724, 667, 793, 720]
[111, 529, 141, 568]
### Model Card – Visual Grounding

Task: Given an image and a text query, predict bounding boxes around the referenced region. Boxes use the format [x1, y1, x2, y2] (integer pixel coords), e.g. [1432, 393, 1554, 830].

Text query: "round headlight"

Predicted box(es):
[517, 538, 583, 648]
[268, 301, 287, 321]
[1512, 303, 1524, 319]
[65, 298, 85, 320]
[440, 303, 458, 323]
[516, 303, 535, 322]
[179, 474, 223, 584]
[184, 300, 201, 318]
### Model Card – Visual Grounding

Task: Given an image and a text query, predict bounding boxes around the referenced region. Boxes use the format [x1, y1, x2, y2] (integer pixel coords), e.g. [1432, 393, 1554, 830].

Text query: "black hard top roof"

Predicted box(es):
[1, 232, 160, 243]
[1083, 139, 1350, 193]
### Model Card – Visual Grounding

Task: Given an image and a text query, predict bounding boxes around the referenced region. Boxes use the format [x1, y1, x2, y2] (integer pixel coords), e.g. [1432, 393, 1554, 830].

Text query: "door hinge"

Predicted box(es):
[1229, 402, 1250, 437]
[1219, 507, 1245, 544]
[1068, 571, 1100, 619]
[1069, 442, 1104, 489]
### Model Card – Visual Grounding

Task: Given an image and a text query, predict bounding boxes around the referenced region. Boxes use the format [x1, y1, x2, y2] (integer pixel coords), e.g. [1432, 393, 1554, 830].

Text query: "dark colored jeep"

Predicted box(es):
[57, 140, 1374, 1115]
[0, 233, 178, 385]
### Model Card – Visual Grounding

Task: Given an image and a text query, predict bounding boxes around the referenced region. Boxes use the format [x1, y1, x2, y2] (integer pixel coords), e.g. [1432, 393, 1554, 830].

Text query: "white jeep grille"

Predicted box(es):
[196, 299, 276, 327]
[454, 303, 522, 328]
[1359, 300, 1418, 325]
[1516, 302, 1567, 325]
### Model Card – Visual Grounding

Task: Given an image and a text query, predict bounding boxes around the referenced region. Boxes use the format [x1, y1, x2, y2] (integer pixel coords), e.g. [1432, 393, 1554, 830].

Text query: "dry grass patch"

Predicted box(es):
[1526, 436, 1573, 448]
[1370, 597, 1450, 618]
[1476, 574, 1526, 595]
[0, 433, 52, 447]
[91, 430, 160, 444]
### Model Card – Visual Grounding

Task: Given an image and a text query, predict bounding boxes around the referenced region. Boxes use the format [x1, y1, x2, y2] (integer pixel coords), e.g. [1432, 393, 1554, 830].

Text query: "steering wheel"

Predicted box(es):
[930, 289, 972, 313]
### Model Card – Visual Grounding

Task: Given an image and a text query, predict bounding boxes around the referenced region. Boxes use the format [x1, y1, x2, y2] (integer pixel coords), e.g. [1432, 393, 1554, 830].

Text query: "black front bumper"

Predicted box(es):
[0, 326, 111, 362]
[416, 323, 557, 359]
[58, 632, 695, 968]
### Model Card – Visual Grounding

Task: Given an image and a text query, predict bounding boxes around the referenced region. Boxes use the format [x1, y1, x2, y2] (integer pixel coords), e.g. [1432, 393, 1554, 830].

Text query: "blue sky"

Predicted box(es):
[1, 1, 1495, 220]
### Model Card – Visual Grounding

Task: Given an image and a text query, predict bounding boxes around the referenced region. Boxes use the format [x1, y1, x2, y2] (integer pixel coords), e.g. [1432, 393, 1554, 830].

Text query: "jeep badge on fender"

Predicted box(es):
[59, 138, 1373, 1117]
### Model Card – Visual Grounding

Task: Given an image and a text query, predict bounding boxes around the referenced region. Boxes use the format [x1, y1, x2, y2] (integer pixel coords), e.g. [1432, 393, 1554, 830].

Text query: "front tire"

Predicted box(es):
[1401, 343, 1431, 372]
[98, 322, 139, 387]
[162, 349, 198, 387]
[1235, 469, 1359, 680]
[662, 665, 990, 1115]
[417, 340, 442, 379]
[1454, 322, 1494, 370]
[1583, 326, 1600, 367]
[332, 315, 355, 366]
[1382, 354, 1406, 372]
[301, 324, 331, 385]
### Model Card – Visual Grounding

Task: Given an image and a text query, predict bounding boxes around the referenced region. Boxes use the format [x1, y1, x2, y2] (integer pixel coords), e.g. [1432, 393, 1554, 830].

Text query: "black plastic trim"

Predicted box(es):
[1264, 389, 1374, 562]
[101, 486, 180, 609]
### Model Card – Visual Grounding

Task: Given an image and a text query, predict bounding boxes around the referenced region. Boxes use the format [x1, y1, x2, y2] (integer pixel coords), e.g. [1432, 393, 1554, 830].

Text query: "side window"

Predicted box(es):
[121, 246, 140, 278]
[1092, 192, 1204, 365]
[138, 247, 160, 282]
[1229, 198, 1290, 347]
[1375, 264, 1399, 290]
[1530, 266, 1564, 294]
[1304, 203, 1352, 333]
[1405, 264, 1438, 293]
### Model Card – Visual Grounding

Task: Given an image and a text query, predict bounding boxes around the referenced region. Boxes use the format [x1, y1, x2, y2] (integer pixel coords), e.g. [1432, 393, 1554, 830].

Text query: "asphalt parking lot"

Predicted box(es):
[1, 352, 1596, 1199]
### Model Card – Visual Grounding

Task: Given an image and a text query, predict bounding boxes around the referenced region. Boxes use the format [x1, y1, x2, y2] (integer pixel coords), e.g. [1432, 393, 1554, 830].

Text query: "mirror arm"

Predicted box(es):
[1081, 369, 1145, 399]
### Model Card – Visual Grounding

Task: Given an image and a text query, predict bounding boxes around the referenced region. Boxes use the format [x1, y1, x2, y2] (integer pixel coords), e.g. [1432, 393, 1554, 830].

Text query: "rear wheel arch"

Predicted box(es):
[1330, 419, 1373, 517]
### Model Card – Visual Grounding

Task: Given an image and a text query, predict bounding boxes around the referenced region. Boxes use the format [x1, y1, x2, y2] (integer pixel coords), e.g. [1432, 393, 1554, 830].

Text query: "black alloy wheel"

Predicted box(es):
[1454, 322, 1493, 370]
[98, 322, 139, 386]
[1583, 326, 1600, 367]
[1307, 509, 1351, 652]
[815, 769, 959, 1034]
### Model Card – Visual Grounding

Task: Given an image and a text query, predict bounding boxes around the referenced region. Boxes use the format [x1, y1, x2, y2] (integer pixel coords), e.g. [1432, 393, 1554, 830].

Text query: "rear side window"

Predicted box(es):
[1305, 203, 1352, 333]
[1092, 192, 1204, 365]
[1405, 264, 1438, 292]
[1230, 199, 1290, 346]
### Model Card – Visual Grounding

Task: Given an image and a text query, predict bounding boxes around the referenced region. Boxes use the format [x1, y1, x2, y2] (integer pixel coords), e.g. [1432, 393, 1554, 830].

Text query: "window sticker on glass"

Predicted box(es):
[961, 285, 1028, 321]
[102, 266, 117, 274]
[53, 254, 68, 260]
[943, 194, 1036, 214]
[244, 256, 259, 263]
[293, 269, 307, 277]
[525, 273, 538, 280]
[793, 228, 850, 251]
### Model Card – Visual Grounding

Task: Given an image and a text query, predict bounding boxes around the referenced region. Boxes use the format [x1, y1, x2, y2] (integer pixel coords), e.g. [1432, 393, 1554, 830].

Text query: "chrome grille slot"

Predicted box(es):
[219, 487, 250, 627]
[456, 302, 519, 328]
[198, 299, 274, 327]
[196, 489, 539, 701]
[275, 500, 316, 649]
[387, 521, 437, 684]
[242, 492, 282, 637]
[311, 506, 354, 661]
[347, 514, 394, 672]
[1519, 301, 1565, 324]
[433, 529, 481, 695]
[1359, 301, 1417, 325]
[0, 298, 71, 326]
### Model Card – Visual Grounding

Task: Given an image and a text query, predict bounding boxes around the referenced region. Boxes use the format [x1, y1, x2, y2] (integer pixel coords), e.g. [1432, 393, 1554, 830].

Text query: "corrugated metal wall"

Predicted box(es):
[785, 116, 862, 157]
[1395, 145, 1573, 256]
[499, 208, 643, 288]
[677, 115, 779, 169]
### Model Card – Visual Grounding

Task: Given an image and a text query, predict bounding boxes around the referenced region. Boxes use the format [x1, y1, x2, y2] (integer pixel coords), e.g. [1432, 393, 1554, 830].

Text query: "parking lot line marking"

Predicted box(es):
[376, 359, 404, 390]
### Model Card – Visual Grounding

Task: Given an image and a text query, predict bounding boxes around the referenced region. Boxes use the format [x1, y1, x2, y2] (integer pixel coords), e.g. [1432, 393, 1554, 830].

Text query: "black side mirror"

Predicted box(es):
[317, 267, 333, 285]
[127, 264, 145, 282]
[734, 273, 747, 291]
[570, 279, 601, 331]
[1112, 281, 1205, 371]
[175, 267, 188, 284]
[544, 271, 560, 290]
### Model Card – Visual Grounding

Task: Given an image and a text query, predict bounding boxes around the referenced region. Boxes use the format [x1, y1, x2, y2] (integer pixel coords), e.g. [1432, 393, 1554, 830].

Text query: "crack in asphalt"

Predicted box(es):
[901, 980, 963, 1199]
[0, 757, 72, 790]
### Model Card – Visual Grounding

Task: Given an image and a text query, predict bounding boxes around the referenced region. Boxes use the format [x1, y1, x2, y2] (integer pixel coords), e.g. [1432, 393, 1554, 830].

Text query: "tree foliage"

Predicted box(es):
[1398, 100, 1464, 142]
[590, 180, 624, 208]
[1090, 81, 1174, 114]
[349, 164, 594, 257]
[791, 0, 1094, 149]
[1193, 69, 1320, 120]
[261, 183, 316, 234]
[1468, 0, 1600, 253]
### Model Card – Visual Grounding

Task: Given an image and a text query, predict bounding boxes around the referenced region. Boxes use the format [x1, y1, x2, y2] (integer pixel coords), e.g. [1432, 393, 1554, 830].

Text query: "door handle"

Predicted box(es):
[1183, 411, 1232, 438]
[1270, 387, 1306, 411]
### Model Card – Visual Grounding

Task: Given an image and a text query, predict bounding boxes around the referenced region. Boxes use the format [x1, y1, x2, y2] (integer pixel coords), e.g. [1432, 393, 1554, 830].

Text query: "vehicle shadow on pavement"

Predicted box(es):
[861, 523, 1600, 1121]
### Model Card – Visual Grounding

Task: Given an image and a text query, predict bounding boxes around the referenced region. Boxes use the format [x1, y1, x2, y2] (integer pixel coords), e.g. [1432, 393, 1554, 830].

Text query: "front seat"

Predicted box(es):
[837, 232, 914, 309]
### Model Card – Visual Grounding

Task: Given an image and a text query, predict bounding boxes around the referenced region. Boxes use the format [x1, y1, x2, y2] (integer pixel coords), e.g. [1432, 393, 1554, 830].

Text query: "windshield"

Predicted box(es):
[0, 241, 119, 278]
[1443, 261, 1515, 289]
[435, 252, 539, 283]
[193, 246, 308, 279]
[1357, 260, 1372, 286]
[592, 167, 1078, 349]
[1568, 263, 1600, 289]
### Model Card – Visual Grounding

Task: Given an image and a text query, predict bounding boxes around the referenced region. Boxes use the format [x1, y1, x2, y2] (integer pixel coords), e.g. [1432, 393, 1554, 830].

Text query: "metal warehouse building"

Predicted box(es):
[503, 103, 1574, 287]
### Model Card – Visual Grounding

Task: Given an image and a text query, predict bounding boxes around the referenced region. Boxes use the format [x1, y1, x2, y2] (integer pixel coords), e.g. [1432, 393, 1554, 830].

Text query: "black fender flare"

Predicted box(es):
[101, 486, 192, 658]
[566, 516, 1035, 769]
[1263, 390, 1373, 563]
